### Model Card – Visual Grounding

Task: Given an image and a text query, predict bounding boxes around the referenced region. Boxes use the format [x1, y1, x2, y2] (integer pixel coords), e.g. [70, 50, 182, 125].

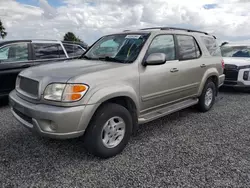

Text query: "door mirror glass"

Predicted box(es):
[145, 53, 166, 65]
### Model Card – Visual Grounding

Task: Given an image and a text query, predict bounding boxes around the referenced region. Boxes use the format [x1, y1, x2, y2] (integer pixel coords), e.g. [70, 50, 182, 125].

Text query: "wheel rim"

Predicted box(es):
[101, 116, 126, 148]
[205, 88, 213, 107]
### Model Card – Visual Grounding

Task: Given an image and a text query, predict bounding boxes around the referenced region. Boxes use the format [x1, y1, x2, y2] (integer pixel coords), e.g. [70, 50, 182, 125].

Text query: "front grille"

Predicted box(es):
[19, 77, 39, 97]
[224, 69, 239, 81]
[13, 108, 33, 124]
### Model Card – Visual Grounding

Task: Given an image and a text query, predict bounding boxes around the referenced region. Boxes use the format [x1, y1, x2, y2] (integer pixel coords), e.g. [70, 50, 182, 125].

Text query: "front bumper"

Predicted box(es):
[223, 68, 250, 88]
[9, 90, 97, 139]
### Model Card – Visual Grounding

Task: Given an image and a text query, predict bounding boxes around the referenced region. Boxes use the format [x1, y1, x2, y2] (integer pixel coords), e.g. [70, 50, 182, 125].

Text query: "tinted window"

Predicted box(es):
[63, 44, 85, 57]
[147, 35, 176, 61]
[201, 36, 221, 56]
[74, 45, 85, 56]
[33, 43, 66, 60]
[63, 44, 74, 57]
[58, 45, 67, 58]
[0, 43, 28, 63]
[176, 35, 201, 60]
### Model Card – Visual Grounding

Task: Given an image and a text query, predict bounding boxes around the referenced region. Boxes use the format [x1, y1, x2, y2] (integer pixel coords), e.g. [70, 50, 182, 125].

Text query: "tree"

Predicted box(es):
[63, 32, 82, 42]
[0, 20, 7, 39]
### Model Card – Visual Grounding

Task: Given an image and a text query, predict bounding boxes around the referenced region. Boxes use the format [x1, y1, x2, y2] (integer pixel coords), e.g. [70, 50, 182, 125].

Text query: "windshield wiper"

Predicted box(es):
[98, 56, 123, 63]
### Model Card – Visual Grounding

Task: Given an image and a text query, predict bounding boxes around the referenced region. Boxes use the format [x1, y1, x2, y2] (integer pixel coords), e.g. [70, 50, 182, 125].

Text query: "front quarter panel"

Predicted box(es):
[86, 84, 140, 114]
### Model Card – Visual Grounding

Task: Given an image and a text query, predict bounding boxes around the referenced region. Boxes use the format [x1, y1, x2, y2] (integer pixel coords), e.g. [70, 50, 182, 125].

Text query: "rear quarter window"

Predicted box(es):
[201, 36, 221, 56]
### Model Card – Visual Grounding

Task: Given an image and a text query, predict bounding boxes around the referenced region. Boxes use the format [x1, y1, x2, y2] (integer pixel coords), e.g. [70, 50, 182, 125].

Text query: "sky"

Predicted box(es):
[0, 0, 250, 45]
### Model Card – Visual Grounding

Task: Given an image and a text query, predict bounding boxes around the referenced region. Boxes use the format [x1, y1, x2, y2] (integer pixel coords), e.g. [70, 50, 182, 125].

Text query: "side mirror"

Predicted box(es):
[145, 53, 166, 66]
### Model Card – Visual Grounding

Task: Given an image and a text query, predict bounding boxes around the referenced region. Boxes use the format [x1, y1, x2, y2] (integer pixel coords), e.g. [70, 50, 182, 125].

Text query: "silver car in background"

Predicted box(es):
[221, 43, 250, 88]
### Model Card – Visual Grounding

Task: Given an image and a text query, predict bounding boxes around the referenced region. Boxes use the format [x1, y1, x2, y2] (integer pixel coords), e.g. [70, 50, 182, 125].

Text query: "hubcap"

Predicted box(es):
[205, 88, 213, 107]
[101, 116, 126, 148]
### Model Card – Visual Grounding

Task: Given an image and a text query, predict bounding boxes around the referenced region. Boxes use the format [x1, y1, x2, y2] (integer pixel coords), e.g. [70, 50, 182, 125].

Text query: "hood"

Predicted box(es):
[19, 59, 126, 83]
[223, 57, 250, 66]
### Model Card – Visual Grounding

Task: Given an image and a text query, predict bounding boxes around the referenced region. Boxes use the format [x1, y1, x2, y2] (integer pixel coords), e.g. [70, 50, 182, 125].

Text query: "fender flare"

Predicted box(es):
[198, 68, 219, 96]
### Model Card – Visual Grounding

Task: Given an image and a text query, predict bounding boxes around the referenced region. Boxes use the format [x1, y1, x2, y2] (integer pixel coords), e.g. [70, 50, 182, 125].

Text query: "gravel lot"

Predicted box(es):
[1, 89, 250, 188]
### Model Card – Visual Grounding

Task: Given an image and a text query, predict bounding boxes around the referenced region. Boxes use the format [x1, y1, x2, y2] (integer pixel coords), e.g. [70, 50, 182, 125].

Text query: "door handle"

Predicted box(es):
[200, 64, 206, 68]
[170, 68, 179, 73]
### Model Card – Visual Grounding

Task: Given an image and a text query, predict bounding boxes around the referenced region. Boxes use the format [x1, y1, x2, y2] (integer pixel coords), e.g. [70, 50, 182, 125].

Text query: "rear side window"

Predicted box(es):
[0, 43, 29, 63]
[33, 43, 66, 60]
[201, 36, 221, 56]
[176, 35, 201, 60]
[63, 44, 85, 57]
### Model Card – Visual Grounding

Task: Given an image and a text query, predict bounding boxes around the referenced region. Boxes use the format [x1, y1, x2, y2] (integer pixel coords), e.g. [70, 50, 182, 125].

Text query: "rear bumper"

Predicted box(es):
[9, 90, 98, 139]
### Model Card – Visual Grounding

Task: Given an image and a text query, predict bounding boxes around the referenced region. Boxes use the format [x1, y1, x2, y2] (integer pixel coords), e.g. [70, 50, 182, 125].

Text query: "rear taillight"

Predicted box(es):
[221, 59, 225, 69]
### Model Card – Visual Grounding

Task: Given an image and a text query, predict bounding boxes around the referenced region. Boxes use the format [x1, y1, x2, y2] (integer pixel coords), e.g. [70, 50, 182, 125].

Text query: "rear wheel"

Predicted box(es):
[83, 103, 132, 158]
[197, 80, 216, 112]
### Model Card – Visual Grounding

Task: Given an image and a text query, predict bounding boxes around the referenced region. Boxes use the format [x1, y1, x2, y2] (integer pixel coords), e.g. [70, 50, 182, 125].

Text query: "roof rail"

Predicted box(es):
[139, 27, 209, 35]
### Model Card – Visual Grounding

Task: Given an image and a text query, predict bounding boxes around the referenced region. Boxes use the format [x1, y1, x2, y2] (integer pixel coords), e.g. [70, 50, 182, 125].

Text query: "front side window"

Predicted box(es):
[201, 36, 221, 56]
[221, 45, 250, 58]
[176, 35, 201, 60]
[0, 43, 28, 63]
[83, 33, 150, 63]
[147, 35, 176, 61]
[33, 43, 66, 60]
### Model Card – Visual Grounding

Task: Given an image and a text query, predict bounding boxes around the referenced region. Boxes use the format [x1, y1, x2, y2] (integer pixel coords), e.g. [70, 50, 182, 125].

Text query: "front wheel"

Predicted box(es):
[197, 80, 216, 112]
[83, 103, 133, 158]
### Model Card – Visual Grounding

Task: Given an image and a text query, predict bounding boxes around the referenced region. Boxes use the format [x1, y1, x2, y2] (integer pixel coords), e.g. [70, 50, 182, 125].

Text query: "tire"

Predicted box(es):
[197, 80, 216, 112]
[83, 103, 133, 158]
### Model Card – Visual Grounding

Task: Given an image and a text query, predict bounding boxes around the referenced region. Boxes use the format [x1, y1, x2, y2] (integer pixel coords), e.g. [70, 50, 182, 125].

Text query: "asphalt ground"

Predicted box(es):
[0, 88, 250, 188]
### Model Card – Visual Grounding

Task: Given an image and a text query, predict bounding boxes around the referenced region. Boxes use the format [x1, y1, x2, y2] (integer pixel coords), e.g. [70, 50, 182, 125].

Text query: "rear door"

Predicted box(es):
[0, 42, 32, 95]
[174, 34, 204, 97]
[31, 42, 68, 66]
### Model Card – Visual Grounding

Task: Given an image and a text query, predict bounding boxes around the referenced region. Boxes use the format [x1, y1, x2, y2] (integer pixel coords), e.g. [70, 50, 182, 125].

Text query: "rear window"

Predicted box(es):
[201, 36, 221, 56]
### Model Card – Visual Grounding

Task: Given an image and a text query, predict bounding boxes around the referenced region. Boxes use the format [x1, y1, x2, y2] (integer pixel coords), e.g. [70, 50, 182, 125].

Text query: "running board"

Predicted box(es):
[138, 98, 199, 124]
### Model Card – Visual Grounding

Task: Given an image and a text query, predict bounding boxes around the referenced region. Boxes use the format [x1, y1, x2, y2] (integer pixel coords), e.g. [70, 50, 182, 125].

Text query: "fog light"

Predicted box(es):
[50, 122, 57, 131]
[243, 71, 249, 80]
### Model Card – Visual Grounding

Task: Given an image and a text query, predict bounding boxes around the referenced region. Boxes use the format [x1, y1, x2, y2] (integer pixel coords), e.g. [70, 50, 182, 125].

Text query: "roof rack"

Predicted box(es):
[139, 27, 209, 35]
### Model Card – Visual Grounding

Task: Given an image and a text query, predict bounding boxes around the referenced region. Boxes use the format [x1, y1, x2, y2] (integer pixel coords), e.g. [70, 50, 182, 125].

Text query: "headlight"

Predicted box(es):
[44, 84, 66, 101]
[43, 83, 89, 102]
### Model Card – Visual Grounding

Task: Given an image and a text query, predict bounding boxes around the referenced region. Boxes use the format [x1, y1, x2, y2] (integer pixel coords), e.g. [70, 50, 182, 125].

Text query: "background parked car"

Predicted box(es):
[0, 39, 86, 98]
[221, 43, 250, 88]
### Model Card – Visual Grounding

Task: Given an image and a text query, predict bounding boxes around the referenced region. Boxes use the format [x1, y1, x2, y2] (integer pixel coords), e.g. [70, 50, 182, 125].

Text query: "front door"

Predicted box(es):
[139, 34, 182, 112]
[0, 42, 32, 96]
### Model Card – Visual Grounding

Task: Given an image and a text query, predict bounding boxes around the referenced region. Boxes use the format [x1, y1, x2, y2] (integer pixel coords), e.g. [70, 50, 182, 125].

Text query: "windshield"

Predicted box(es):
[82, 33, 150, 63]
[221, 45, 250, 58]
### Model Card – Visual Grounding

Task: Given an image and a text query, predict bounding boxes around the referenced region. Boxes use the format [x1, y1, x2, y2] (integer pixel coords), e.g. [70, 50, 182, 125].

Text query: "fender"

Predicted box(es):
[86, 84, 140, 114]
[198, 68, 219, 96]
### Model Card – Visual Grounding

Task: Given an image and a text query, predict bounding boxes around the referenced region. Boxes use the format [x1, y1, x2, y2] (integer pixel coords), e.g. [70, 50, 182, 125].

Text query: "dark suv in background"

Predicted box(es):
[0, 39, 87, 98]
